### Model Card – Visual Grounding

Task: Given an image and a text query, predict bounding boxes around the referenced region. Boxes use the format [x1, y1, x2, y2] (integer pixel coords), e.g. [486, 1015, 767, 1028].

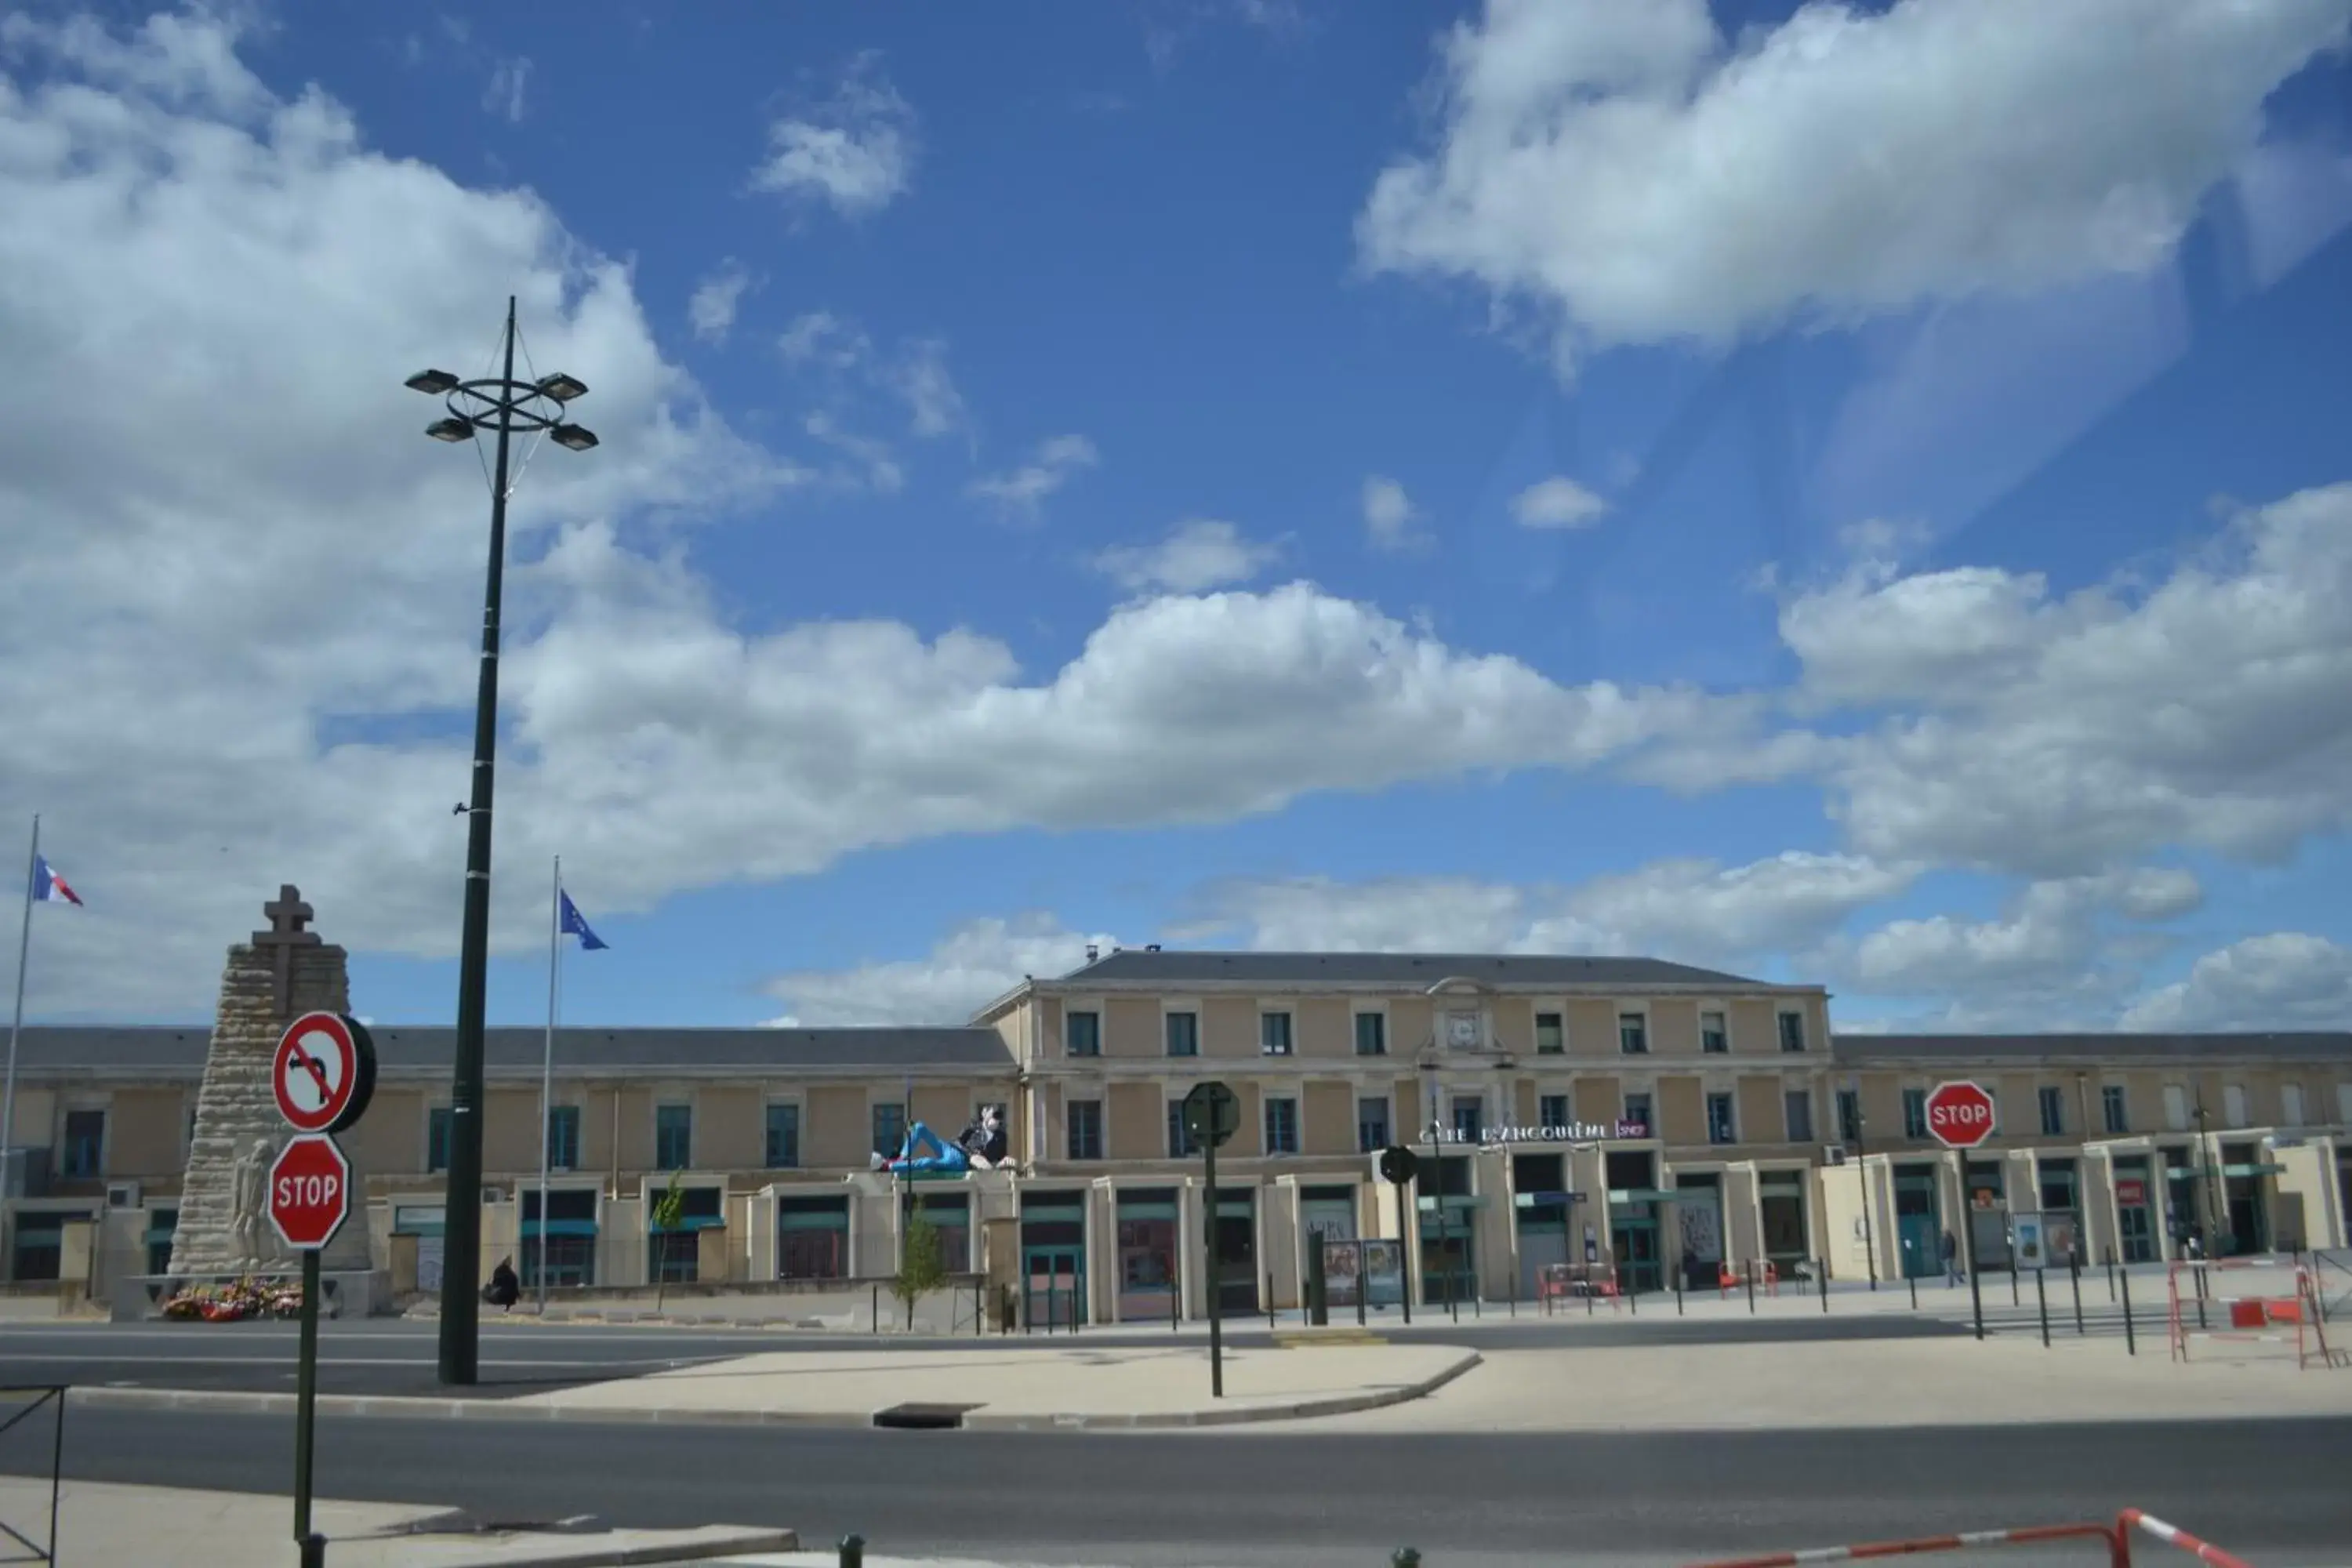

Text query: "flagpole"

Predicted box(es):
[537, 854, 558, 1314]
[3, 815, 39, 1183]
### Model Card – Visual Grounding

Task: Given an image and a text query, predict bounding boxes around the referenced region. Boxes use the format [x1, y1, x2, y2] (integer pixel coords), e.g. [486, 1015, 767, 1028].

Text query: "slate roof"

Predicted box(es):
[1056, 949, 1779, 989]
[1832, 1032, 2352, 1065]
[2, 1024, 1015, 1075]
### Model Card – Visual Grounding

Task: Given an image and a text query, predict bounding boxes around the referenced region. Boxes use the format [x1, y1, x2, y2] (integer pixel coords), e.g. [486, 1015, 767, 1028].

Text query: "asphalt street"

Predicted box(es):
[6, 1406, 2348, 1566]
[0, 1312, 1962, 1397]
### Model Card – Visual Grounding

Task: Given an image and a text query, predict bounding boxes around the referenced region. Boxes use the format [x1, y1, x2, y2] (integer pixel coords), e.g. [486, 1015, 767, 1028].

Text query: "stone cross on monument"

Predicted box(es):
[164, 884, 378, 1288]
[254, 884, 321, 1019]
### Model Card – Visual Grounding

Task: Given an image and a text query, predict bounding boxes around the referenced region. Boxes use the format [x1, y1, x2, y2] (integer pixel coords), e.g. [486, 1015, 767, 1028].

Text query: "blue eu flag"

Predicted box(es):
[558, 889, 608, 950]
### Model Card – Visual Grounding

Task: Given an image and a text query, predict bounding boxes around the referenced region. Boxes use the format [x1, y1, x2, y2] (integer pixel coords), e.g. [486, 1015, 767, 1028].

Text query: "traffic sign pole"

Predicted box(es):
[1924, 1082, 1995, 1343]
[295, 1247, 321, 1551]
[1203, 1130, 1221, 1399]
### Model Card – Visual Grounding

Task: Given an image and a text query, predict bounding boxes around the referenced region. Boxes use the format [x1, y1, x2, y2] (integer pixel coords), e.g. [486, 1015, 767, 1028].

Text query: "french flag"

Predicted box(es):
[31, 855, 82, 906]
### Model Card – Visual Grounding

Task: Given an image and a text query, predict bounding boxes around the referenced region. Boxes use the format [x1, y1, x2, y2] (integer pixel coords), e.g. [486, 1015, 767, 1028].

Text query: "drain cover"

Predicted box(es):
[872, 1402, 980, 1430]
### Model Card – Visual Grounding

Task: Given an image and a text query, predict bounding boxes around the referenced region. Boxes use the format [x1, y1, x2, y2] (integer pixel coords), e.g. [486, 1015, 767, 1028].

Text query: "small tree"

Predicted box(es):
[892, 1203, 948, 1332]
[651, 1170, 685, 1312]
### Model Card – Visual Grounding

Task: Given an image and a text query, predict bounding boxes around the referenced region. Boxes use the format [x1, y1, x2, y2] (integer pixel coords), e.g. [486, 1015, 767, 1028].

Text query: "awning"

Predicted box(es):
[2221, 1163, 2286, 1178]
[1609, 1188, 1679, 1205]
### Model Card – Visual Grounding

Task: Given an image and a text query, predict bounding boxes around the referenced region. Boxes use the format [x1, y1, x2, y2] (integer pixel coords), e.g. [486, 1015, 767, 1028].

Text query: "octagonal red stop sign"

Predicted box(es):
[269, 1134, 351, 1251]
[1924, 1080, 1998, 1149]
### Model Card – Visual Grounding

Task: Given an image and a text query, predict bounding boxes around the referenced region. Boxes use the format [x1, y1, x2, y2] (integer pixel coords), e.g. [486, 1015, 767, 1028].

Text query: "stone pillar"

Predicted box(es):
[166, 891, 376, 1278]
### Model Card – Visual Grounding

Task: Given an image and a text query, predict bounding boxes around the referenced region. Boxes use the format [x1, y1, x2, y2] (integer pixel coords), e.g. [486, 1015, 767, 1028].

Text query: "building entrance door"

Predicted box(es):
[1610, 1213, 1661, 1294]
[1894, 1168, 1940, 1279]
[1024, 1246, 1086, 1328]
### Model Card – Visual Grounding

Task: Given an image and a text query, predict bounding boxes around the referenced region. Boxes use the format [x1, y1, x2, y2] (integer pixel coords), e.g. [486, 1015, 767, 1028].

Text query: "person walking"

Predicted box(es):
[483, 1256, 521, 1312]
[1940, 1227, 1963, 1286]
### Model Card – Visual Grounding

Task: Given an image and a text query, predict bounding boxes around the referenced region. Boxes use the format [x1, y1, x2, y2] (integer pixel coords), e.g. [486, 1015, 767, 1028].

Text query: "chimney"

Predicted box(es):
[1084, 943, 1099, 963]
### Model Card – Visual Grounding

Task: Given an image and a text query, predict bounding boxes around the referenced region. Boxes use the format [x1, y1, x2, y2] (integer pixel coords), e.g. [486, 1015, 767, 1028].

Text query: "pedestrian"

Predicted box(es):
[1941, 1228, 1963, 1287]
[483, 1255, 521, 1312]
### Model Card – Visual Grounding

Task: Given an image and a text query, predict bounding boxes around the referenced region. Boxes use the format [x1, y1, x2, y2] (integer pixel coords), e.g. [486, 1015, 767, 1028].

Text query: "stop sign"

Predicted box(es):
[269, 1134, 352, 1251]
[1925, 1080, 1998, 1149]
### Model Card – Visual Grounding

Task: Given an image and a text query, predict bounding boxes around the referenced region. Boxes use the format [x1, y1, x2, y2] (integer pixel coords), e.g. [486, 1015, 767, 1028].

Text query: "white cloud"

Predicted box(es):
[1186, 851, 1913, 972]
[1362, 475, 1425, 551]
[1357, 0, 2352, 369]
[688, 260, 753, 346]
[967, 434, 1098, 521]
[751, 53, 917, 219]
[2121, 933, 2352, 1031]
[1094, 520, 1281, 594]
[1831, 869, 2201, 1001]
[482, 56, 529, 123]
[1510, 475, 1608, 530]
[761, 915, 1119, 1026]
[776, 313, 966, 438]
[804, 410, 903, 494]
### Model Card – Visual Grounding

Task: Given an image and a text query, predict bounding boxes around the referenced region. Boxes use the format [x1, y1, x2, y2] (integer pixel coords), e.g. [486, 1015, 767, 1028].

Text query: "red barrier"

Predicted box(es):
[2118, 1509, 2256, 1567]
[1679, 1509, 2253, 1568]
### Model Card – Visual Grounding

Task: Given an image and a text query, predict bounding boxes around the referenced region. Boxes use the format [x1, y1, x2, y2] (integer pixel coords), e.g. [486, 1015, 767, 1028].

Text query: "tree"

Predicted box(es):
[892, 1203, 948, 1332]
[651, 1169, 685, 1313]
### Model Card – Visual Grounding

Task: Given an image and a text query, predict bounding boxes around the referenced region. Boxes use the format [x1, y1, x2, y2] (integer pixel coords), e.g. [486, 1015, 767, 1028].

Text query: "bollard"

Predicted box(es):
[1174, 1259, 1183, 1333]
[2009, 1268, 2020, 1308]
[2194, 1264, 2208, 1331]
[299, 1534, 327, 1568]
[1392, 1551, 1422, 1568]
[2035, 1267, 2050, 1347]
[839, 1535, 865, 1568]
[1908, 1273, 1917, 1310]
[2105, 1249, 2116, 1304]
[1509, 1266, 1516, 1319]
[1268, 1272, 1276, 1332]
[2071, 1256, 2084, 1336]
[1628, 1276, 1637, 1315]
[870, 1282, 880, 1334]
[2120, 1265, 2136, 1356]
[1747, 1270, 1756, 1316]
[1675, 1274, 1683, 1316]
[1817, 1259, 1828, 1313]
[1585, 1281, 1594, 1316]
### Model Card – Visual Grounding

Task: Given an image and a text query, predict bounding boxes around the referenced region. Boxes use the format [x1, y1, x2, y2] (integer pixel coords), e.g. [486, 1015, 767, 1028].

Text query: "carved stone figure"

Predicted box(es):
[230, 1135, 276, 1267]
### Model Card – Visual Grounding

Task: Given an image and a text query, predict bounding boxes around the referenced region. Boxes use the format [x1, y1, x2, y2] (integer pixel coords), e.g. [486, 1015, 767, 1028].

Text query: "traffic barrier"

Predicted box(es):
[2166, 1259, 2338, 1369]
[1674, 1508, 2254, 1568]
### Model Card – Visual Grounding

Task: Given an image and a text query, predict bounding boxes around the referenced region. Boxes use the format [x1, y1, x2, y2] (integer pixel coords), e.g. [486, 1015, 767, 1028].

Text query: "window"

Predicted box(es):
[1263, 1097, 1299, 1155]
[1066, 1100, 1104, 1161]
[1260, 1011, 1294, 1056]
[1166, 1100, 1199, 1157]
[870, 1102, 905, 1161]
[427, 1106, 453, 1173]
[2102, 1084, 2129, 1134]
[60, 1110, 104, 1178]
[1066, 1010, 1101, 1057]
[1901, 1089, 1928, 1140]
[764, 1103, 800, 1168]
[2038, 1087, 2065, 1137]
[2223, 1084, 2248, 1128]
[1540, 1093, 1570, 1130]
[1701, 1011, 1728, 1054]
[546, 1105, 581, 1171]
[2281, 1083, 2306, 1127]
[655, 1103, 693, 1171]
[1618, 1013, 1648, 1055]
[2162, 1083, 2189, 1131]
[1451, 1094, 1483, 1144]
[1535, 1012, 1565, 1055]
[1784, 1090, 1813, 1144]
[1164, 1010, 1198, 1058]
[1705, 1092, 1737, 1145]
[1777, 1011, 1806, 1053]
[1355, 1011, 1388, 1056]
[1357, 1096, 1390, 1152]
[1836, 1089, 1862, 1145]
[1622, 1092, 1653, 1137]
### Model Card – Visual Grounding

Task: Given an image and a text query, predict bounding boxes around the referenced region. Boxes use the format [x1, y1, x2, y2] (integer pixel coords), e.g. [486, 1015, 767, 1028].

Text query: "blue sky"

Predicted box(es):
[5, 0, 2352, 1034]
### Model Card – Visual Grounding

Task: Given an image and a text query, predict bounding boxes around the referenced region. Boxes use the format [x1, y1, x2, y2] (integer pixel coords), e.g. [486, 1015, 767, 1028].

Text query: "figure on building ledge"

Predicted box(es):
[873, 1105, 1007, 1174]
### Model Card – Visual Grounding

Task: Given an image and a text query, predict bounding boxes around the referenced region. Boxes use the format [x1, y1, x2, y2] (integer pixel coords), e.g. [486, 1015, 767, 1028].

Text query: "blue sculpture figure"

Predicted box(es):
[873, 1104, 1005, 1174]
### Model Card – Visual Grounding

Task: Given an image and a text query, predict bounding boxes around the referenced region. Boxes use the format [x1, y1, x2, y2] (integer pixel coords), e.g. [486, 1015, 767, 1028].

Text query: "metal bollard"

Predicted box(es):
[1392, 1550, 1422, 1568]
[2035, 1268, 2050, 1347]
[1675, 1275, 1683, 1316]
[2105, 1250, 2116, 1303]
[1268, 1273, 1276, 1332]
[1746, 1270, 1756, 1316]
[2071, 1256, 2084, 1336]
[299, 1534, 327, 1568]
[2009, 1269, 2020, 1308]
[1818, 1259, 1828, 1312]
[840, 1534, 866, 1568]
[870, 1282, 879, 1334]
[1585, 1282, 1594, 1316]
[2120, 1266, 2136, 1356]
[1908, 1273, 1917, 1310]
[2194, 1265, 2208, 1331]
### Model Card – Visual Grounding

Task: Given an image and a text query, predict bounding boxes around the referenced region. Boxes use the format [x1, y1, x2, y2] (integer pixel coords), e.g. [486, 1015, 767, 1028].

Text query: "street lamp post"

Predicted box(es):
[406, 298, 598, 1386]
[1847, 1080, 1877, 1290]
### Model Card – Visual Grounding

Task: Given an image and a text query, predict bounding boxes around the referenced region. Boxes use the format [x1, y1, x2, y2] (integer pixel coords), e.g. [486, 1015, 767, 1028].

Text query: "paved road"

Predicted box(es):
[0, 1312, 1959, 1396]
[6, 1406, 2347, 1566]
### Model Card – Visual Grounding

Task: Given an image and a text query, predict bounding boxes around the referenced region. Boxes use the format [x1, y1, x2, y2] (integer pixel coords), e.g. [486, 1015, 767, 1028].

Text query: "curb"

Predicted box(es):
[352, 1528, 800, 1568]
[960, 1349, 1482, 1431]
[65, 1350, 1483, 1433]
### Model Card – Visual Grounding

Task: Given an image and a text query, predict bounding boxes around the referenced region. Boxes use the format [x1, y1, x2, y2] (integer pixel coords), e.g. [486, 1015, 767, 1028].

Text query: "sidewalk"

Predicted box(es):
[0, 1478, 793, 1567]
[67, 1339, 1483, 1432]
